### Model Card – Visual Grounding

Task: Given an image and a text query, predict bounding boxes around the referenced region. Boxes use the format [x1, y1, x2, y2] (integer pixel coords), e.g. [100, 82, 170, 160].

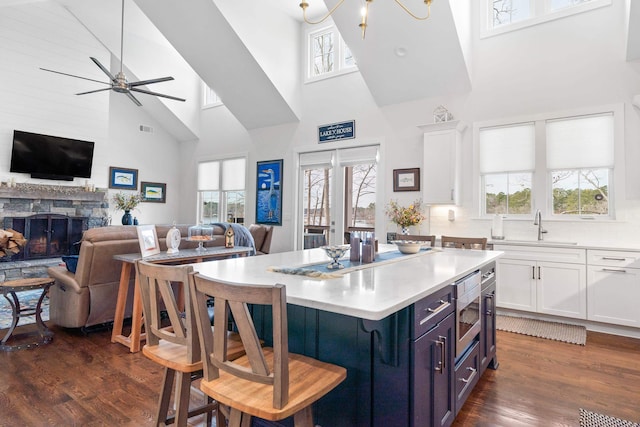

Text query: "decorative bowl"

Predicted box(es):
[391, 240, 424, 254]
[320, 245, 351, 270]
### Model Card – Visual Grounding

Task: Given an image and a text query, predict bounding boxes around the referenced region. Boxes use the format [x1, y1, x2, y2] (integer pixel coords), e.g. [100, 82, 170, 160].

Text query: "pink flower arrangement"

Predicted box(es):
[385, 199, 426, 228]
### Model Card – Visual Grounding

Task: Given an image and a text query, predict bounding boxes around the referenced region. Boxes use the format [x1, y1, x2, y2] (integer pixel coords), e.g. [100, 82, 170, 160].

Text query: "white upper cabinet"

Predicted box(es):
[419, 121, 467, 205]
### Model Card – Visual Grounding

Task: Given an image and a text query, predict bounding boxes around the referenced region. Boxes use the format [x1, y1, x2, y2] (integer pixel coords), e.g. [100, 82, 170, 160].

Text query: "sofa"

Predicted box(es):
[47, 224, 227, 329]
[248, 224, 274, 255]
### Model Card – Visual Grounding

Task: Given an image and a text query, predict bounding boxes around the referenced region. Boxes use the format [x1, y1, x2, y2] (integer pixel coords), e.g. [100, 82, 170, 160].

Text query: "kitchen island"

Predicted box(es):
[192, 245, 502, 427]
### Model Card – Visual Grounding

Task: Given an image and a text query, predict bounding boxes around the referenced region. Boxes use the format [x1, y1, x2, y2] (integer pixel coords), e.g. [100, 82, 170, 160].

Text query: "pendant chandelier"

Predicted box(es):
[299, 0, 433, 39]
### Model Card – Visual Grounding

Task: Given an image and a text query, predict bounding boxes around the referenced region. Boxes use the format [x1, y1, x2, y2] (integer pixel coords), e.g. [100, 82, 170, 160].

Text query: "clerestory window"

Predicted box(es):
[481, 0, 611, 37]
[305, 24, 357, 83]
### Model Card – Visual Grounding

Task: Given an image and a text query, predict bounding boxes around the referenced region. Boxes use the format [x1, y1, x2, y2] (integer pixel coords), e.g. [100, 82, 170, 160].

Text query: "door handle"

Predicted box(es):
[436, 335, 447, 374]
[538, 266, 541, 280]
[434, 339, 443, 373]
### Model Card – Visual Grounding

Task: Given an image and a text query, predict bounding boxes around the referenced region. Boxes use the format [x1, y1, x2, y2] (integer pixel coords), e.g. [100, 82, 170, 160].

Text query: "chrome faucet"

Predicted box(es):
[533, 209, 547, 241]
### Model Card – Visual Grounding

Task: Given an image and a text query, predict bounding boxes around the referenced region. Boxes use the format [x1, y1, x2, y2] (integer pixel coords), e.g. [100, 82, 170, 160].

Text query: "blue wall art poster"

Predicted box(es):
[256, 159, 283, 225]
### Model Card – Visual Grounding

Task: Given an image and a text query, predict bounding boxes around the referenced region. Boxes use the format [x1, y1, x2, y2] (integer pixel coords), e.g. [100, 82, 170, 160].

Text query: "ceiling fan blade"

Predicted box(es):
[76, 87, 113, 95]
[129, 76, 174, 87]
[40, 68, 111, 85]
[130, 87, 186, 102]
[126, 91, 143, 107]
[90, 57, 118, 84]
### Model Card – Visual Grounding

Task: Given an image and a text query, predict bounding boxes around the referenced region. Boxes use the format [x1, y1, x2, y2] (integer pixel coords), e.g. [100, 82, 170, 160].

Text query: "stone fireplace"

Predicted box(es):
[0, 183, 109, 263]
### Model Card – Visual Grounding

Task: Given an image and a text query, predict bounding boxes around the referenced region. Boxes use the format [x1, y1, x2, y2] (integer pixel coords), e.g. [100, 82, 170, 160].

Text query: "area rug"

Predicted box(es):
[496, 314, 586, 345]
[0, 289, 49, 330]
[580, 408, 640, 427]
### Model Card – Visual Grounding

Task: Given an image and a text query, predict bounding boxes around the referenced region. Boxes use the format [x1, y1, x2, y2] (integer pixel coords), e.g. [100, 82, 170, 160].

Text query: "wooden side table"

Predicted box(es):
[0, 277, 55, 351]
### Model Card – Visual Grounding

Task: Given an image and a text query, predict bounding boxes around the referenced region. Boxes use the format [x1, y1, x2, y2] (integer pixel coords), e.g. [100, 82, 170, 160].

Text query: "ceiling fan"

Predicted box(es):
[40, 0, 185, 106]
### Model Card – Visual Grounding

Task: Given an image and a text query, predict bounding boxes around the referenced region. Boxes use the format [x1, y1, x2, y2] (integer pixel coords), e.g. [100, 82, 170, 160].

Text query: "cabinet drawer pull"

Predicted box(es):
[420, 300, 451, 325]
[532, 266, 535, 279]
[601, 268, 627, 274]
[601, 257, 626, 261]
[460, 367, 477, 383]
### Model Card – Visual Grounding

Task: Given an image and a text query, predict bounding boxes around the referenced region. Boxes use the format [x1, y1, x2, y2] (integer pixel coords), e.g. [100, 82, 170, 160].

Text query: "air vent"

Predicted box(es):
[139, 125, 154, 133]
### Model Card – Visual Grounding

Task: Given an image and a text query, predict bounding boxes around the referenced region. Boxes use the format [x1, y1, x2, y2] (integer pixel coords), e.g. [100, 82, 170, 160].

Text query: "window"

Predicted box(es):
[202, 84, 222, 108]
[482, 0, 611, 37]
[306, 24, 357, 82]
[479, 123, 535, 215]
[547, 113, 613, 216]
[197, 157, 246, 224]
[476, 108, 618, 219]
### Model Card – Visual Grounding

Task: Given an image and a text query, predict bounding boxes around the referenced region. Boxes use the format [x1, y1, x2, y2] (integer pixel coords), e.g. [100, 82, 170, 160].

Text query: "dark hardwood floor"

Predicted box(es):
[1, 323, 639, 426]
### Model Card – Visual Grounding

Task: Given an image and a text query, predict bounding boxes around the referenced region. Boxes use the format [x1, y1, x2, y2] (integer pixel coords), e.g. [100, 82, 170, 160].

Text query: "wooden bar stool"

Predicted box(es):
[189, 274, 347, 427]
[441, 235, 488, 250]
[401, 234, 436, 247]
[135, 261, 245, 426]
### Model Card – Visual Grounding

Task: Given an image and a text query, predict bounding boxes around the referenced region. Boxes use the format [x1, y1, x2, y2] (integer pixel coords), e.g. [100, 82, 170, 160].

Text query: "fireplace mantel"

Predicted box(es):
[0, 184, 106, 202]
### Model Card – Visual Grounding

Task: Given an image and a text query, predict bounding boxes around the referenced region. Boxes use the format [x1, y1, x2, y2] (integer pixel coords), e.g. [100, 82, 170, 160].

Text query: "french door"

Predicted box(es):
[298, 145, 379, 248]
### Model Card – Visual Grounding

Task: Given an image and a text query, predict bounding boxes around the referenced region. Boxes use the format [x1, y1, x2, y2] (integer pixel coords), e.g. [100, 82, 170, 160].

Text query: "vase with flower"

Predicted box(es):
[385, 199, 426, 235]
[112, 192, 143, 225]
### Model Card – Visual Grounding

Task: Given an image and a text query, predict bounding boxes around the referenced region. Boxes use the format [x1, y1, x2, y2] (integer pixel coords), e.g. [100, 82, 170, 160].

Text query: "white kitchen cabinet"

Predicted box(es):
[494, 245, 587, 319]
[587, 250, 640, 328]
[418, 120, 466, 205]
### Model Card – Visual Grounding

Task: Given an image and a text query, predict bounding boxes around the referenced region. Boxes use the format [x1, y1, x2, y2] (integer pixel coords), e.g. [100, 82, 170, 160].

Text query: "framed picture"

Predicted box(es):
[141, 181, 166, 203]
[393, 168, 420, 192]
[109, 167, 138, 190]
[256, 159, 283, 225]
[136, 224, 160, 257]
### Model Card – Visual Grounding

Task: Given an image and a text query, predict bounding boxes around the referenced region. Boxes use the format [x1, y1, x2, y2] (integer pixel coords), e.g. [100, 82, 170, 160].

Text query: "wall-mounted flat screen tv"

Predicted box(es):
[10, 130, 95, 181]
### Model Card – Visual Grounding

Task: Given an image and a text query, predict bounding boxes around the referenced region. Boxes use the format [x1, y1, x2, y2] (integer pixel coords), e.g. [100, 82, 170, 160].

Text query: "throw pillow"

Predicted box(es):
[62, 255, 79, 274]
[249, 225, 266, 250]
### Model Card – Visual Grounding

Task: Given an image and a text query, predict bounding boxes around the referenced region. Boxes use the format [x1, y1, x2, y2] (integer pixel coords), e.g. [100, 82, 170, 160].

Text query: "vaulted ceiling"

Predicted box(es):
[3, 0, 639, 139]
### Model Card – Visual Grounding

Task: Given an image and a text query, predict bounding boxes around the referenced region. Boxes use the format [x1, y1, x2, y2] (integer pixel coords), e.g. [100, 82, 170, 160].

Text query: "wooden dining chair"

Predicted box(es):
[441, 235, 488, 250]
[189, 273, 347, 427]
[401, 234, 436, 247]
[135, 261, 245, 427]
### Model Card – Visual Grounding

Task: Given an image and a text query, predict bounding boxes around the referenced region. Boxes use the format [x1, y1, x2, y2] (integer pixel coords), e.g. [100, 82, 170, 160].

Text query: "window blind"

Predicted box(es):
[479, 123, 535, 173]
[198, 161, 220, 191]
[546, 113, 614, 169]
[338, 145, 379, 167]
[300, 150, 334, 169]
[222, 158, 246, 191]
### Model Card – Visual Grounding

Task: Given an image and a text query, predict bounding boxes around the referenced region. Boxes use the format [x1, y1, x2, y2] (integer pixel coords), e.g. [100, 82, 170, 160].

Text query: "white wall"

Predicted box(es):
[0, 1, 183, 227]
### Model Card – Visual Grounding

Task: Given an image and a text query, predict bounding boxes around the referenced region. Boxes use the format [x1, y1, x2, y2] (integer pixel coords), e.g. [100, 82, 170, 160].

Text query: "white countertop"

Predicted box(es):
[192, 245, 502, 321]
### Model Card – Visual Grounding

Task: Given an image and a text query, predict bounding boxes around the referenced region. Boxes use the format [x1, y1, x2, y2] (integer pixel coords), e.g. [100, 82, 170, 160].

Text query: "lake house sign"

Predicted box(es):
[318, 120, 355, 143]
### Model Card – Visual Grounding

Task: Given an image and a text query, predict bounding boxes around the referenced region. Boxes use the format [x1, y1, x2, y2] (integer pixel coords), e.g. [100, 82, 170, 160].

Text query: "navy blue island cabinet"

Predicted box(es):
[249, 281, 487, 427]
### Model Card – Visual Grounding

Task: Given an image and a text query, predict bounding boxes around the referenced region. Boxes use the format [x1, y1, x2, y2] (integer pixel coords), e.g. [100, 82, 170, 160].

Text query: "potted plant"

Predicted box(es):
[385, 199, 426, 235]
[112, 192, 143, 225]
